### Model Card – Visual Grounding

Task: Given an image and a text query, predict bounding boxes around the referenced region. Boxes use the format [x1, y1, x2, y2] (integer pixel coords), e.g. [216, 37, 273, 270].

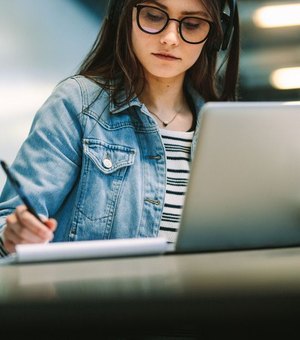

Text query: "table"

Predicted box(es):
[1, 247, 300, 338]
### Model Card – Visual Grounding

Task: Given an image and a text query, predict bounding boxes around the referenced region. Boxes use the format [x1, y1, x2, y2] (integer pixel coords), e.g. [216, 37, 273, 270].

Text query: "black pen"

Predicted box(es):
[0, 160, 45, 223]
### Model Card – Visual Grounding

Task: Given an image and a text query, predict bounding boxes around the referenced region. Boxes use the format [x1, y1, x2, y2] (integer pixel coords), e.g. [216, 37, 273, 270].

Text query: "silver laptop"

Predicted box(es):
[176, 101, 300, 253]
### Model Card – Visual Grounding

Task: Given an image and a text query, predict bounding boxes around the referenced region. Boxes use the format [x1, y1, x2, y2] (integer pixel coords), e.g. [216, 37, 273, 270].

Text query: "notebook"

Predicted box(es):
[0, 237, 169, 264]
[2, 101, 300, 264]
[176, 101, 300, 253]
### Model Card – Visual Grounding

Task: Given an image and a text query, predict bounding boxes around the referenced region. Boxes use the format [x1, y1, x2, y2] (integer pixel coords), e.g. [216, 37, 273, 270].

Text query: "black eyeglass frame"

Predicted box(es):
[134, 4, 213, 45]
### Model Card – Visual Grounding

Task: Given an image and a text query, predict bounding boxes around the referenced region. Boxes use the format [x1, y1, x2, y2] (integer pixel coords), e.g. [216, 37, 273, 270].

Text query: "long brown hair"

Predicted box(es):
[78, 0, 240, 104]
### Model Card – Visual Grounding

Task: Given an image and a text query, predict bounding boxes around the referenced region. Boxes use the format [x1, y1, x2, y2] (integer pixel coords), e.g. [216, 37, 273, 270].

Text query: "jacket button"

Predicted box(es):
[102, 158, 113, 169]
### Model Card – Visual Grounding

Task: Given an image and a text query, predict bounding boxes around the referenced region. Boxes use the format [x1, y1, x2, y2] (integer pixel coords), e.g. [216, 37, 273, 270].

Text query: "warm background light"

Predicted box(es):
[253, 3, 300, 28]
[270, 67, 300, 90]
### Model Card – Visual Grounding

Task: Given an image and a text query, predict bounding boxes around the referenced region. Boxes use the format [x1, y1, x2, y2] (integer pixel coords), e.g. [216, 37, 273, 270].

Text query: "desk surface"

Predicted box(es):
[1, 247, 300, 337]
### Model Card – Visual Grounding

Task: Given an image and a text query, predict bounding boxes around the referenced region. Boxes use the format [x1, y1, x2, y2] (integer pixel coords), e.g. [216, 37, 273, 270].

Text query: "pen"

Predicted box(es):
[0, 160, 45, 224]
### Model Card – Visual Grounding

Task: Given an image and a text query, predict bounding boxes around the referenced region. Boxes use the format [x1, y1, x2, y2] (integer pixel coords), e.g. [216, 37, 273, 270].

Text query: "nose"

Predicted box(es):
[159, 20, 180, 46]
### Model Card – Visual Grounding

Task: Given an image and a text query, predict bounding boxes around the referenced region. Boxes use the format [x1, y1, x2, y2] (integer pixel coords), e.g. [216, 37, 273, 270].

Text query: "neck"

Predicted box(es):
[139, 75, 187, 114]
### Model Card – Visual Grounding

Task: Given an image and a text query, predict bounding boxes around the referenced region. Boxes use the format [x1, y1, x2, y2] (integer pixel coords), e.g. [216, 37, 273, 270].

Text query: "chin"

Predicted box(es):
[146, 68, 186, 80]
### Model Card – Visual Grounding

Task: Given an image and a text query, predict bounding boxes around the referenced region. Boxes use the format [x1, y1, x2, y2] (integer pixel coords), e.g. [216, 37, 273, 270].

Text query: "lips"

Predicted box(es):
[152, 53, 181, 61]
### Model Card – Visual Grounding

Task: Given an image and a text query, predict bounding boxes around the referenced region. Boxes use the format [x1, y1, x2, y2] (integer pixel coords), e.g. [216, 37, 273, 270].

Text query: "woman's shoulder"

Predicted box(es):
[35, 75, 111, 124]
[54, 75, 109, 105]
[34, 75, 110, 128]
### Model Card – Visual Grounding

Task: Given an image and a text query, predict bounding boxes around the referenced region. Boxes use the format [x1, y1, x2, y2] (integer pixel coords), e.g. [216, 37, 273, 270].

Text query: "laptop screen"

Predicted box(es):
[176, 102, 300, 253]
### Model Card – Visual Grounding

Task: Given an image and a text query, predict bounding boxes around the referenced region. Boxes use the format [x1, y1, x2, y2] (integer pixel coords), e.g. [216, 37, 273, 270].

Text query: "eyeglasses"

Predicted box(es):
[134, 4, 212, 45]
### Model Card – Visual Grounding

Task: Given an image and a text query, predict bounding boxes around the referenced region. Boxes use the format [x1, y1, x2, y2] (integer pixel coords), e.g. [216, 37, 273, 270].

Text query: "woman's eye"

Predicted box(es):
[183, 22, 200, 31]
[145, 11, 164, 22]
[140, 8, 165, 22]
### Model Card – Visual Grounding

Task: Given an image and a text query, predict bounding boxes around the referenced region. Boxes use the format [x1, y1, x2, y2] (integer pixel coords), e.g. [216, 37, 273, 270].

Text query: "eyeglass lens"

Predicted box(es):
[137, 5, 211, 44]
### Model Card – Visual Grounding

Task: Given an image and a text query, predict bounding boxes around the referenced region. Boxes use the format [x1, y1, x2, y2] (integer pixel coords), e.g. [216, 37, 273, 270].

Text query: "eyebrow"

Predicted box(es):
[142, 0, 210, 18]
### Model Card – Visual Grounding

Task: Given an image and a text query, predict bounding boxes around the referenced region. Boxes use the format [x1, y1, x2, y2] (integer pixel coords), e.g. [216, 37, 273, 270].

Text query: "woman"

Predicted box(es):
[0, 0, 240, 255]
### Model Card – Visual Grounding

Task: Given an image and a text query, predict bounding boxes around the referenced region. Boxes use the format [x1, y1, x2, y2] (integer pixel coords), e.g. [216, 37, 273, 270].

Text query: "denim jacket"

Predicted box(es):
[0, 76, 204, 242]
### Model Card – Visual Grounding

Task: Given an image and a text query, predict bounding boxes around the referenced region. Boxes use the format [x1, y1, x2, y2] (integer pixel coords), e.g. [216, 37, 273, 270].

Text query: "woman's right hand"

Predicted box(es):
[3, 205, 57, 254]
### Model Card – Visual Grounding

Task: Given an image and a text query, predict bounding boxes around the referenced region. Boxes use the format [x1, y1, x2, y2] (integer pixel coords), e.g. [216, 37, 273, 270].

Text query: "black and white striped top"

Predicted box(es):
[158, 129, 194, 244]
[0, 236, 8, 257]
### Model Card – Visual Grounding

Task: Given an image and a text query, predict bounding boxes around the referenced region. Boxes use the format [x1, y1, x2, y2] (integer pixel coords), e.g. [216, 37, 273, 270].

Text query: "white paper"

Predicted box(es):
[15, 237, 168, 263]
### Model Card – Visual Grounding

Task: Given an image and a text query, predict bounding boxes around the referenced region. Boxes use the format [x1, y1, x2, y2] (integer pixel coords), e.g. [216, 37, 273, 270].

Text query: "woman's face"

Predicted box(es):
[131, 0, 211, 83]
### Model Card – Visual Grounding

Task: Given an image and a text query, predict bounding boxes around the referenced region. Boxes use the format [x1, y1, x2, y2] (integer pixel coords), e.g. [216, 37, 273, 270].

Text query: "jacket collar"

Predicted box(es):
[109, 79, 205, 118]
[109, 93, 141, 114]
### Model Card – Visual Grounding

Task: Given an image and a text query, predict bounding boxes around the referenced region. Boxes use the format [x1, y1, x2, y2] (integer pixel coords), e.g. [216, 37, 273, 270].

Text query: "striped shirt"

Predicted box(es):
[0, 235, 9, 257]
[158, 128, 194, 244]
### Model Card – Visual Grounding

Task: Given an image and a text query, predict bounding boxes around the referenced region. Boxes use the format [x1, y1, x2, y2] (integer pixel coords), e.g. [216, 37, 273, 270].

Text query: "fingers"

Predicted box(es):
[3, 205, 57, 253]
[44, 218, 57, 232]
[3, 238, 17, 254]
[15, 205, 54, 239]
[6, 213, 45, 243]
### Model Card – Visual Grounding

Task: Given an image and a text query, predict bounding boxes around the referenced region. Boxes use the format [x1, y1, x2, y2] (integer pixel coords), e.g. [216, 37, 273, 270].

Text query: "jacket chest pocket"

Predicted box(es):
[76, 139, 136, 235]
[83, 139, 135, 176]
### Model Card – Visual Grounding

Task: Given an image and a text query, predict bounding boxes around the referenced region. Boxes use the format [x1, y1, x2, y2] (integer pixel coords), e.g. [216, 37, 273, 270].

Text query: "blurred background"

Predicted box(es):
[0, 0, 299, 189]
